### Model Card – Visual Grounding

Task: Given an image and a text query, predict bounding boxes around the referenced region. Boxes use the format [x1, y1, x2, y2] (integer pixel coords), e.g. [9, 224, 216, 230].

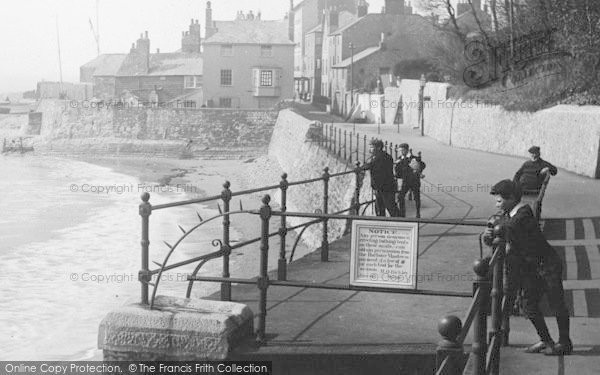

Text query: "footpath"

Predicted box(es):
[210, 117, 600, 374]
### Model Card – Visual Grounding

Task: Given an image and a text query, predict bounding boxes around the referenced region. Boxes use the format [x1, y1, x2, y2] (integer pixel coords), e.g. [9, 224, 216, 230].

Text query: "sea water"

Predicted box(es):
[0, 155, 236, 360]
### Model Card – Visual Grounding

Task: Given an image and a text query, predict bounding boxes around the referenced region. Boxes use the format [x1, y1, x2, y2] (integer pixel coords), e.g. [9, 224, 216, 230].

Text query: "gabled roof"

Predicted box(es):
[204, 20, 294, 45]
[333, 46, 381, 68]
[330, 13, 372, 35]
[82, 54, 127, 76]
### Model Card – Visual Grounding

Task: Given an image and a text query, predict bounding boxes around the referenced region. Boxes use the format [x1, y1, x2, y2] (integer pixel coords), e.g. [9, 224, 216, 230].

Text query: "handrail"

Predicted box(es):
[151, 168, 359, 211]
[262, 210, 487, 227]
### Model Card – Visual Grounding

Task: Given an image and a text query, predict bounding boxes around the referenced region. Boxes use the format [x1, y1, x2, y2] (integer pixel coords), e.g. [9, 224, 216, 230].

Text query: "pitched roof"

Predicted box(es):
[306, 24, 322, 34]
[82, 54, 127, 76]
[333, 46, 381, 68]
[203, 20, 294, 45]
[147, 53, 203, 76]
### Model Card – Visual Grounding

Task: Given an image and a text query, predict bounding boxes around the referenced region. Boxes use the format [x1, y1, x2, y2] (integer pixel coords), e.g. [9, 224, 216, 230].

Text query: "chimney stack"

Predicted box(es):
[357, 0, 368, 17]
[288, 0, 295, 42]
[205, 1, 217, 38]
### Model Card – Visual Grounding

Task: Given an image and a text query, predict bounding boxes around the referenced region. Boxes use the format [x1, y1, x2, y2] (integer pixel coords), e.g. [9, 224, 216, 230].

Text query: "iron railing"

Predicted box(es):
[188, 197, 489, 344]
[138, 161, 374, 309]
[435, 227, 513, 375]
[136, 120, 540, 374]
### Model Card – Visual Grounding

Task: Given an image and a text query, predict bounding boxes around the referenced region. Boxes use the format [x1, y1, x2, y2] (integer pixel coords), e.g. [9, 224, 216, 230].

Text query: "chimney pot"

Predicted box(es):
[145, 30, 148, 38]
[156, 48, 160, 53]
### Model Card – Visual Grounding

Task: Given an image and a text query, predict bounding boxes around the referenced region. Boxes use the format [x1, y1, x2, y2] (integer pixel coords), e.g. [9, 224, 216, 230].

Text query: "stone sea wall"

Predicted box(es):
[33, 99, 278, 158]
[268, 109, 372, 248]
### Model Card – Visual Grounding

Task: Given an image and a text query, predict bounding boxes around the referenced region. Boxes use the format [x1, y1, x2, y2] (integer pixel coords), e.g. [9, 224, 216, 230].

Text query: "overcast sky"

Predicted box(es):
[0, 0, 393, 93]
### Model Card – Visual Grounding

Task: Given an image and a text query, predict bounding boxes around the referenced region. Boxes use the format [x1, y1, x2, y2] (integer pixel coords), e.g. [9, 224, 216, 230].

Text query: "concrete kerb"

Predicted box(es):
[98, 295, 254, 360]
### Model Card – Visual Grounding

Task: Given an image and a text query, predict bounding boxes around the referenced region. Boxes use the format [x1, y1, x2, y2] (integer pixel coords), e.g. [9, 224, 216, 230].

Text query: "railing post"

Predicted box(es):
[349, 131, 353, 163]
[343, 130, 347, 160]
[472, 258, 491, 375]
[321, 167, 330, 262]
[278, 173, 289, 281]
[389, 142, 393, 156]
[338, 128, 342, 157]
[394, 144, 399, 159]
[363, 135, 367, 163]
[139, 192, 152, 305]
[221, 181, 232, 301]
[333, 126, 337, 155]
[501, 241, 515, 347]
[256, 195, 272, 344]
[489, 230, 506, 375]
[320, 122, 324, 147]
[356, 132, 359, 163]
[354, 161, 362, 215]
[330, 123, 334, 151]
[436, 315, 464, 375]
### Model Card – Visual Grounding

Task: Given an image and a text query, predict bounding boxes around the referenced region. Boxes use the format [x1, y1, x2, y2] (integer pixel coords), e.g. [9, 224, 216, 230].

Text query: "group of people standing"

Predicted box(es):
[363, 139, 425, 219]
[366, 141, 572, 355]
[484, 147, 571, 356]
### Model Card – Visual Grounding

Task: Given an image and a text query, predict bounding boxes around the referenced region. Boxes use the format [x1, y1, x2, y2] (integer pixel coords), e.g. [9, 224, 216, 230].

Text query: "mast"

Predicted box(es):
[56, 15, 64, 97]
[96, 0, 100, 55]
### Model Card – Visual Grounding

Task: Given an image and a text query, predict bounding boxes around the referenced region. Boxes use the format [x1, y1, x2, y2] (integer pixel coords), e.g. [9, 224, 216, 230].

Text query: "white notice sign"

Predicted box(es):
[350, 220, 419, 289]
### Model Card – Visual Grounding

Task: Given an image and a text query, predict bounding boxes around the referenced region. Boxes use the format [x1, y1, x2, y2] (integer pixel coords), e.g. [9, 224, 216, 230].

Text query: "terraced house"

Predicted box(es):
[202, 2, 295, 109]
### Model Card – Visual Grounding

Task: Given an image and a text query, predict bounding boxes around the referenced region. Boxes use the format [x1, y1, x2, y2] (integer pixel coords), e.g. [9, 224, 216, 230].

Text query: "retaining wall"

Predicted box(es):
[33, 99, 278, 157]
[268, 109, 372, 249]
[384, 80, 600, 178]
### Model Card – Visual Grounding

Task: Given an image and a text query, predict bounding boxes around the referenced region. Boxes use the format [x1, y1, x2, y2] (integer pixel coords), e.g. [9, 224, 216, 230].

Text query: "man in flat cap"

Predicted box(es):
[513, 146, 557, 192]
[395, 143, 426, 218]
[484, 179, 572, 355]
[364, 139, 400, 217]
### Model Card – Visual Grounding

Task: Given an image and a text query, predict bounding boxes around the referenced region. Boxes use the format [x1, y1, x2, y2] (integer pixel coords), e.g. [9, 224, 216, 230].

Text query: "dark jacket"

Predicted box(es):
[365, 151, 397, 192]
[513, 158, 557, 191]
[505, 204, 560, 273]
[394, 155, 426, 184]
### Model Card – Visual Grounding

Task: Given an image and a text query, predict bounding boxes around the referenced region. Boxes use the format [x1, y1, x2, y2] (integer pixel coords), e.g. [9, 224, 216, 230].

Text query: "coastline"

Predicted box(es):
[60, 154, 313, 361]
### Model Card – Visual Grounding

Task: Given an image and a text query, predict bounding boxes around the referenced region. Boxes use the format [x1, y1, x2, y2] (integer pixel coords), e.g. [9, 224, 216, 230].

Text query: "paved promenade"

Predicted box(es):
[216, 118, 600, 374]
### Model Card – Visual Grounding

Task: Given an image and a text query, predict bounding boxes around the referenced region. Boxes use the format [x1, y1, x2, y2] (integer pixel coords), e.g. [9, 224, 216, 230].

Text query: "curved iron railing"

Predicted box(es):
[139, 156, 372, 307]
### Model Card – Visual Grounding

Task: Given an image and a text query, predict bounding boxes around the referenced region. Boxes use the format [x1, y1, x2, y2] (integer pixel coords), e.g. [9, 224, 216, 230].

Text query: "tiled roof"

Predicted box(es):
[203, 20, 294, 45]
[333, 46, 381, 68]
[83, 54, 127, 76]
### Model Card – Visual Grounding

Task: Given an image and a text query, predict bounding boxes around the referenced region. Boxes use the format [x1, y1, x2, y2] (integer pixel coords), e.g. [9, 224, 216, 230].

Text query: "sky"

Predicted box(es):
[0, 0, 393, 93]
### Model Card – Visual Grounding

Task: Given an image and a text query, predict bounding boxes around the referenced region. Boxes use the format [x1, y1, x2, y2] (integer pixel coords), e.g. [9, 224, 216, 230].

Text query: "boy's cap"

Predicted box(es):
[490, 179, 520, 197]
[399, 143, 409, 149]
[528, 146, 540, 154]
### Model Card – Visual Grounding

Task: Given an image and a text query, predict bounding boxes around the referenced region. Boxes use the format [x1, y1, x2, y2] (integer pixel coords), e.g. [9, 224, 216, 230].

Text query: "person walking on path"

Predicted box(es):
[484, 179, 572, 356]
[364, 139, 400, 217]
[513, 146, 557, 192]
[395, 143, 425, 218]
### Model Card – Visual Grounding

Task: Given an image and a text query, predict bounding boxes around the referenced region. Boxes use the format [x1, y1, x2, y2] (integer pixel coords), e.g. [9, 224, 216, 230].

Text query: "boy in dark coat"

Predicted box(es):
[364, 139, 400, 217]
[395, 143, 425, 218]
[513, 146, 557, 192]
[484, 179, 572, 355]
